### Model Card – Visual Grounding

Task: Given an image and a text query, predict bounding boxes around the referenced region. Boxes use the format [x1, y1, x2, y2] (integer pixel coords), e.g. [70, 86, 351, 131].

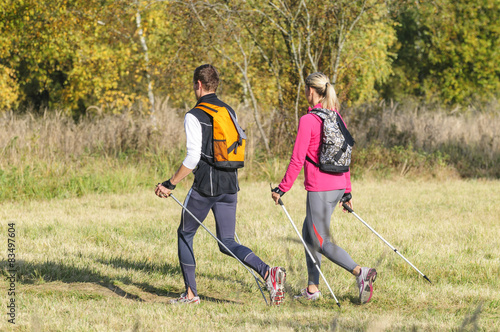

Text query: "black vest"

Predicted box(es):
[188, 94, 239, 196]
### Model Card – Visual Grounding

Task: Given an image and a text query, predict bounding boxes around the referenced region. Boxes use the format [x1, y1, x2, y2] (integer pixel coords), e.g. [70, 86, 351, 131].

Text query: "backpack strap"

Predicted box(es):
[306, 108, 328, 168]
[306, 155, 320, 167]
[334, 141, 349, 162]
[310, 108, 330, 119]
[226, 107, 247, 142]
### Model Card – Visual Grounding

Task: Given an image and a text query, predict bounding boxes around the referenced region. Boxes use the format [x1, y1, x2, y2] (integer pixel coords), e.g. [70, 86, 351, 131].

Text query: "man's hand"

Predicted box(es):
[155, 183, 172, 198]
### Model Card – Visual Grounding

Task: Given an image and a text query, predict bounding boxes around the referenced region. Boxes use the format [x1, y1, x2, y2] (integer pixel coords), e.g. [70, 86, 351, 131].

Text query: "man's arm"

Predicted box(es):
[155, 164, 193, 198]
[155, 113, 202, 198]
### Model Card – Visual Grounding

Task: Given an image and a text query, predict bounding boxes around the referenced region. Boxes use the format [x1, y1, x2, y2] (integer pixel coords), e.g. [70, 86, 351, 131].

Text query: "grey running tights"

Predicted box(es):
[302, 190, 358, 285]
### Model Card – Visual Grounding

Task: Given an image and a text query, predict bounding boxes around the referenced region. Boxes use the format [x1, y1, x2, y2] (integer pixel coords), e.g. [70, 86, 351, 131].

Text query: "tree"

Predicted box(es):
[383, 0, 500, 105]
[238, 1, 395, 112]
[0, 0, 156, 114]
[149, 0, 396, 151]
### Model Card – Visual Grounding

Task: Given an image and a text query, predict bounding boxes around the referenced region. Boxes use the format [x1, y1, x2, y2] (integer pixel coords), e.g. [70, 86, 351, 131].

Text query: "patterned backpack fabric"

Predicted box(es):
[306, 108, 355, 173]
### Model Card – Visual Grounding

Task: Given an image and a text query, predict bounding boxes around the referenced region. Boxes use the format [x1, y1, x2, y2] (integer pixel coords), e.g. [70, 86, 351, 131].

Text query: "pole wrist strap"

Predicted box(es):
[162, 179, 176, 190]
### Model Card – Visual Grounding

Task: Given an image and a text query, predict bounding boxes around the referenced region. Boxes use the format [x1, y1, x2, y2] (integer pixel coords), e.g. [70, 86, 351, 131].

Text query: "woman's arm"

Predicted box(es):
[278, 115, 314, 192]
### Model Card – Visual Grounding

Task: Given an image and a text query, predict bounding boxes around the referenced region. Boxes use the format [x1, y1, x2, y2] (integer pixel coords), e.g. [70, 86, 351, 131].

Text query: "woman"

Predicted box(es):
[271, 72, 377, 304]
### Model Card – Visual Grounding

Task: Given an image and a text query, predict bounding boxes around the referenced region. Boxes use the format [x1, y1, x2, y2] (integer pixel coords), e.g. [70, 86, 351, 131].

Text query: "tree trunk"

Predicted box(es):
[135, 1, 155, 125]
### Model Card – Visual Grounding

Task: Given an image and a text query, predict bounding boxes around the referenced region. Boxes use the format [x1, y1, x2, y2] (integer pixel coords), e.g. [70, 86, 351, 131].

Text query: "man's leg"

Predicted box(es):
[212, 193, 286, 305]
[212, 193, 269, 279]
[177, 189, 214, 297]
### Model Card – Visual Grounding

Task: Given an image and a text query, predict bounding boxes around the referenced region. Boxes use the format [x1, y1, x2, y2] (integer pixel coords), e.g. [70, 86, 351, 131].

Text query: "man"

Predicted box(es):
[155, 64, 286, 305]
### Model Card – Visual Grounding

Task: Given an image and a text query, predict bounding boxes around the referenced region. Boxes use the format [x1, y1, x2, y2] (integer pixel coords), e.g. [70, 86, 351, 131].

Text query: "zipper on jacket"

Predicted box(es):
[210, 167, 213, 196]
[235, 169, 238, 190]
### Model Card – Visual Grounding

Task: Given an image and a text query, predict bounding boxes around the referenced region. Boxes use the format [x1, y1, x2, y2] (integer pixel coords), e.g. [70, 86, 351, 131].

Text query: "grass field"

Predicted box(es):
[1, 178, 499, 331]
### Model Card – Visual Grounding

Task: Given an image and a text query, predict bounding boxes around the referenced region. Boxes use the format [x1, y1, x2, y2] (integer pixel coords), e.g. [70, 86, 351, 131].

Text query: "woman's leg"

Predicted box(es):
[303, 190, 359, 287]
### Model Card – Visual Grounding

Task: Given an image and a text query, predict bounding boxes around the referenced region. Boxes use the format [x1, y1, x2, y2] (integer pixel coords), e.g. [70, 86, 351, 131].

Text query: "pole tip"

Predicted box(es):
[336, 302, 341, 309]
[424, 275, 432, 284]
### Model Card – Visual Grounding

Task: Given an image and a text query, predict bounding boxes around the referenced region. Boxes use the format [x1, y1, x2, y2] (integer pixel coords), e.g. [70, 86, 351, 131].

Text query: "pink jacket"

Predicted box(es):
[278, 103, 352, 193]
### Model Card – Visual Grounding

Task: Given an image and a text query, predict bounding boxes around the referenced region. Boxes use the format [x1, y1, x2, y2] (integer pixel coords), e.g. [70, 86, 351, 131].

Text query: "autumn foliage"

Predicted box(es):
[2, 0, 498, 116]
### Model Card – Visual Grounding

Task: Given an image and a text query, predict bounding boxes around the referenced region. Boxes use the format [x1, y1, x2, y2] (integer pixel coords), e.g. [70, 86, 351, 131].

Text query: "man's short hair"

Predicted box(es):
[193, 64, 219, 92]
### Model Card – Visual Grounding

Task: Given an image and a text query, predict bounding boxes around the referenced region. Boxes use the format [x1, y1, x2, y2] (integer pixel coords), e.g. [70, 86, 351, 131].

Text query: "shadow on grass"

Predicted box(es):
[284, 236, 303, 245]
[96, 255, 250, 290]
[1, 259, 241, 304]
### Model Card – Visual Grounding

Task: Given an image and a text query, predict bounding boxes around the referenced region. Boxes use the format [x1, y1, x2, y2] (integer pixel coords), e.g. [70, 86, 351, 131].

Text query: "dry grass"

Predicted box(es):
[0, 100, 498, 201]
[342, 100, 500, 178]
[1, 100, 498, 170]
[0, 179, 499, 331]
[0, 101, 263, 165]
[345, 100, 500, 152]
[0, 109, 184, 164]
[0, 102, 268, 201]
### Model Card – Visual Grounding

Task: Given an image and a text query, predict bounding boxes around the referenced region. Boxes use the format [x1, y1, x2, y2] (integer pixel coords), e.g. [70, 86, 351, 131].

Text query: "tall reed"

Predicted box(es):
[1, 99, 498, 201]
[341, 99, 500, 177]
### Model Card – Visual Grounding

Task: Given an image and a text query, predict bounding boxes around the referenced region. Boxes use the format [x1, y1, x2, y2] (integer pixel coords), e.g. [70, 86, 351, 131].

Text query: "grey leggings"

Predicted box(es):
[302, 190, 358, 285]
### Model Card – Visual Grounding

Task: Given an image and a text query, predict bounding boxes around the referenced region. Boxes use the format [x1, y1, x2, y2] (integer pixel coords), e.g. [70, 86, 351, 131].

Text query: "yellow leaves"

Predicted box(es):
[90, 90, 148, 114]
[0, 65, 20, 111]
[2, 0, 430, 113]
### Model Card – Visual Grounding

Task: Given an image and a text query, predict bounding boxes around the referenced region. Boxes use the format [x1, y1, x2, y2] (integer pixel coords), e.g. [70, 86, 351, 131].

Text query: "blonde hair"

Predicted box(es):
[305, 72, 339, 111]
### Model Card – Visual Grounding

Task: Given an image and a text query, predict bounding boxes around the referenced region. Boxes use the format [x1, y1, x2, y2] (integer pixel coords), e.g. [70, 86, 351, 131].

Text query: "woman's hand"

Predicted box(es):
[271, 186, 285, 205]
[271, 192, 281, 205]
[339, 192, 353, 212]
[340, 199, 353, 213]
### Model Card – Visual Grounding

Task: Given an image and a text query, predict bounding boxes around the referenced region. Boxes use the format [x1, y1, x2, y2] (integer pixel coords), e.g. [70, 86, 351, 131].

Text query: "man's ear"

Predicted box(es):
[195, 80, 203, 91]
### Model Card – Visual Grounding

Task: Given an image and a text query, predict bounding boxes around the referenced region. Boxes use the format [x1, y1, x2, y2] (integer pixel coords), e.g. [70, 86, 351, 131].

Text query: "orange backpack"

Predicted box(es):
[196, 102, 246, 169]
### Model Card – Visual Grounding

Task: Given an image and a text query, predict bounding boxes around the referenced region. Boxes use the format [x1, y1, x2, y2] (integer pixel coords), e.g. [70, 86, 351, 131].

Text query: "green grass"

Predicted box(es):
[1, 179, 499, 331]
[0, 151, 183, 201]
[0, 146, 459, 202]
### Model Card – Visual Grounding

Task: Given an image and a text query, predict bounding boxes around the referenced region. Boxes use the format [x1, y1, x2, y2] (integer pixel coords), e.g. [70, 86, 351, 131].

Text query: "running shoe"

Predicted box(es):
[266, 266, 286, 306]
[293, 288, 321, 301]
[168, 292, 200, 305]
[356, 267, 377, 304]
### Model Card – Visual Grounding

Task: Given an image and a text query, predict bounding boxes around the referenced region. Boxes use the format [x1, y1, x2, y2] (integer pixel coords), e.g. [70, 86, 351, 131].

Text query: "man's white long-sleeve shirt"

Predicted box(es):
[182, 113, 203, 169]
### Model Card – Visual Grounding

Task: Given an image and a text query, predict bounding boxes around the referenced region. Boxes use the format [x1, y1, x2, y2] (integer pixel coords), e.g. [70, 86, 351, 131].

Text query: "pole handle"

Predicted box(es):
[342, 202, 353, 213]
[270, 183, 284, 206]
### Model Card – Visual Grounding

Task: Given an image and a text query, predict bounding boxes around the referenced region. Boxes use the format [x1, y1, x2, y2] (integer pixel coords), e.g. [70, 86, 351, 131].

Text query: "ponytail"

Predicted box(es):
[323, 82, 340, 111]
[305, 72, 340, 111]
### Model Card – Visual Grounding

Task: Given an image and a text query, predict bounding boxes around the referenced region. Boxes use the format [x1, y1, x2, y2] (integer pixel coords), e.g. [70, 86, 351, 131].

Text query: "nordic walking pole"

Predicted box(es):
[169, 194, 269, 305]
[234, 232, 242, 244]
[275, 195, 341, 308]
[341, 202, 432, 284]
